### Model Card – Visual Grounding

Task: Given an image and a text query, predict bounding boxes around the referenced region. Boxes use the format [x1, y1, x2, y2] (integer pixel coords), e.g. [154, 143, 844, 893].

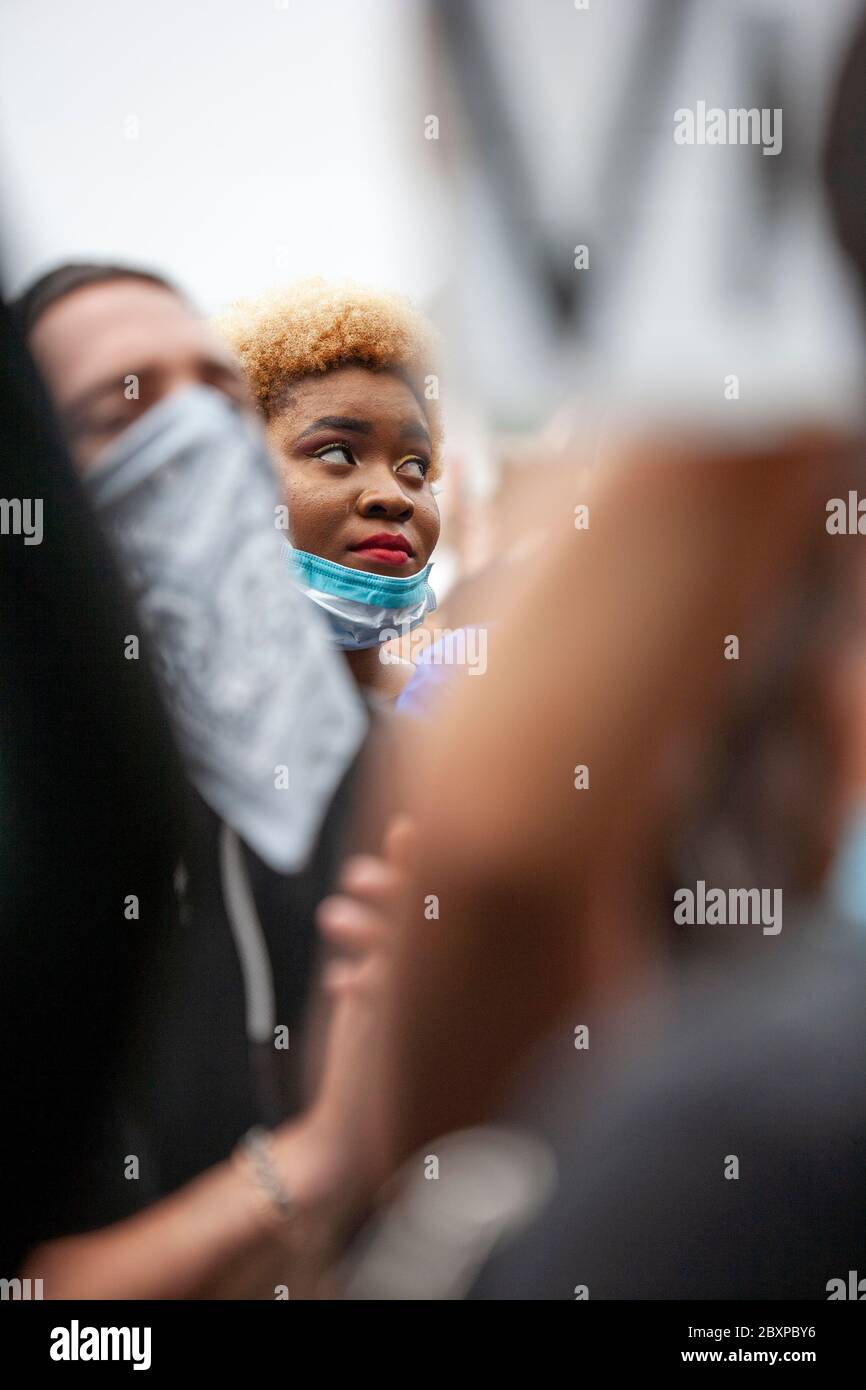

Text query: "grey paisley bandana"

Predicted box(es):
[86, 385, 366, 872]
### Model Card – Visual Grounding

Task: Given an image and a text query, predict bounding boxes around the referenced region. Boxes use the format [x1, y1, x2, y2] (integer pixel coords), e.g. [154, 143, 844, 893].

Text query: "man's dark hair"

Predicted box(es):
[824, 9, 866, 304]
[11, 261, 180, 336]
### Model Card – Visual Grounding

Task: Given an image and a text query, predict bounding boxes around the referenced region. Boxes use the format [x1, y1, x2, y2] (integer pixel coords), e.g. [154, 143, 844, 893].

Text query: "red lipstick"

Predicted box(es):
[351, 533, 414, 567]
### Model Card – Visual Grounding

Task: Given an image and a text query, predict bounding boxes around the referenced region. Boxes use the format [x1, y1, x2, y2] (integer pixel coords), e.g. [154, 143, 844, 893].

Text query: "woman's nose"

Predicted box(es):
[357, 476, 414, 522]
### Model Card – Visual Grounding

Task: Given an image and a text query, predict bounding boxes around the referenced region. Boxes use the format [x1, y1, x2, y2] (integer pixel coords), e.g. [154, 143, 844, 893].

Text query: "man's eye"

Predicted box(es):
[397, 456, 429, 480]
[314, 444, 356, 465]
[86, 407, 143, 437]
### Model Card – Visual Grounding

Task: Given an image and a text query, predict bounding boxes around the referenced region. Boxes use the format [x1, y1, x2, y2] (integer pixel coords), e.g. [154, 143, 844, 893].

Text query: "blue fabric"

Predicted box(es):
[287, 545, 433, 608]
[396, 626, 488, 720]
[829, 804, 866, 933]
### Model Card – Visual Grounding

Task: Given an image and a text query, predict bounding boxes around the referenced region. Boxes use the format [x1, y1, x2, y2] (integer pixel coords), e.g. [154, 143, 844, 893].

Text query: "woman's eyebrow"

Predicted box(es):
[400, 419, 432, 447]
[295, 415, 373, 441]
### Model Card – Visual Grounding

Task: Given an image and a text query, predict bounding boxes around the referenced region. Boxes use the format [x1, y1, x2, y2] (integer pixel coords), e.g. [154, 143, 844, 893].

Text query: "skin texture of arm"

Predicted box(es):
[376, 433, 858, 1161]
[19, 1120, 338, 1299]
[18, 964, 389, 1299]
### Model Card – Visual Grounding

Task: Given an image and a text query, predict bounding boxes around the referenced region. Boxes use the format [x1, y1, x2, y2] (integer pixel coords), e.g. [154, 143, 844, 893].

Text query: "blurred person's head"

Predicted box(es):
[667, 460, 866, 941]
[810, 8, 866, 925]
[824, 8, 866, 313]
[16, 263, 250, 472]
[16, 261, 365, 867]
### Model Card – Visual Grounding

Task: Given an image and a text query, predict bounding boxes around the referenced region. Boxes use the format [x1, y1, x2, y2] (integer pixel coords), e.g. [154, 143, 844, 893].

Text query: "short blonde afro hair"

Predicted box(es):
[213, 277, 443, 477]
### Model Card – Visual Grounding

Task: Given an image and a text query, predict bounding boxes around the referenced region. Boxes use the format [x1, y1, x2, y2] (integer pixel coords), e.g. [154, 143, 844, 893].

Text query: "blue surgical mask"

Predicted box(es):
[286, 544, 436, 650]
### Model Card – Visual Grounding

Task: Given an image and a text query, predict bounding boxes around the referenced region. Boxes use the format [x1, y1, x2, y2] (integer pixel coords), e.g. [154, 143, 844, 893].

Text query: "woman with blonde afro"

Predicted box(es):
[215, 279, 443, 702]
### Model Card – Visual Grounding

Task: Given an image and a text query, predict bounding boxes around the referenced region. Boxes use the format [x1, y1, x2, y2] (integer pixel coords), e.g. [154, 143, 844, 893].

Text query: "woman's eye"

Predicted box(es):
[397, 456, 429, 480]
[314, 444, 356, 465]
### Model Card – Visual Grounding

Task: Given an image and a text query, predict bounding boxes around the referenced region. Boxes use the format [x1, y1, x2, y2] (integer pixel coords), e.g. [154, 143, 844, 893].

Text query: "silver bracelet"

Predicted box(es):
[236, 1126, 294, 1225]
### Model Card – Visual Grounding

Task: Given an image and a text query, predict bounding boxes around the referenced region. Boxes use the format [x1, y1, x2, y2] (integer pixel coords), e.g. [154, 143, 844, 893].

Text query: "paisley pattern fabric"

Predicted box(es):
[86, 385, 366, 872]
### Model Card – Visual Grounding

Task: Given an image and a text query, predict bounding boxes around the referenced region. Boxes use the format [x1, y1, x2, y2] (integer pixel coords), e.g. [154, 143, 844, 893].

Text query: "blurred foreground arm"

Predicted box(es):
[381, 435, 852, 1156]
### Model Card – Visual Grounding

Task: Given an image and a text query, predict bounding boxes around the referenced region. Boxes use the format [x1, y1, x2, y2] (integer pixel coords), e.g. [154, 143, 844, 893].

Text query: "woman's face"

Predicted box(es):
[268, 364, 440, 576]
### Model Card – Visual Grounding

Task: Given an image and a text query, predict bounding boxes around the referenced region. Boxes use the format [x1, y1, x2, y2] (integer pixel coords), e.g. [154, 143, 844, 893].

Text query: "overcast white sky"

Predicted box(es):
[1, 0, 863, 434]
[0, 0, 447, 312]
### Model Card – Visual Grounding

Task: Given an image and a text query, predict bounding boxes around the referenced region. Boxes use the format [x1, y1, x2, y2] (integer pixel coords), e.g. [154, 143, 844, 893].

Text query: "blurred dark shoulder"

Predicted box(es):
[472, 917, 866, 1300]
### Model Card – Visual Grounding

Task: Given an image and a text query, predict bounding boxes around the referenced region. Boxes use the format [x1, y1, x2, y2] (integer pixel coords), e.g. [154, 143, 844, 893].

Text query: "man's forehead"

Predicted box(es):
[30, 279, 217, 399]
